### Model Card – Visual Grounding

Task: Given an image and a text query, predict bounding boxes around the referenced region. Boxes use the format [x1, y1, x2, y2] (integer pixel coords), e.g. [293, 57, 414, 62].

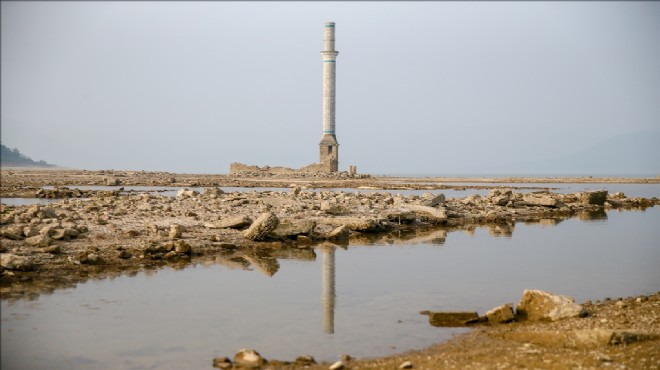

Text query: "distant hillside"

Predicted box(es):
[1, 144, 56, 168]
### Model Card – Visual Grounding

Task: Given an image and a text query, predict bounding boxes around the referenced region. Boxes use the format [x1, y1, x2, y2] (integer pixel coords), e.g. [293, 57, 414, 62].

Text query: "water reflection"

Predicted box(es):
[577, 209, 608, 221]
[321, 247, 336, 334]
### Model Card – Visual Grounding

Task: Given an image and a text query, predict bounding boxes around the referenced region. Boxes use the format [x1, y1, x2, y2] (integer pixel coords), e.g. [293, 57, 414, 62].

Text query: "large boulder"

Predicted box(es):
[271, 219, 316, 239]
[516, 289, 584, 321]
[522, 194, 560, 208]
[243, 212, 279, 241]
[406, 205, 448, 222]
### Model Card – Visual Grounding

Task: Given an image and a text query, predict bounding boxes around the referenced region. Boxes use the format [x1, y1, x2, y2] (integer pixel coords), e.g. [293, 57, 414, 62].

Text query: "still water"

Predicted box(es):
[30, 182, 660, 199]
[2, 206, 659, 370]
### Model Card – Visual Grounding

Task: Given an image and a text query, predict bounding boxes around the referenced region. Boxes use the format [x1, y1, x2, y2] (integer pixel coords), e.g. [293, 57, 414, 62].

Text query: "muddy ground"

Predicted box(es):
[1, 168, 659, 369]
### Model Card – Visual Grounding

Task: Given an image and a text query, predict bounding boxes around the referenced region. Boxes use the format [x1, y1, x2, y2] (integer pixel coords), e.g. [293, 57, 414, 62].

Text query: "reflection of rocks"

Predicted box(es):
[488, 223, 514, 237]
[214, 255, 251, 270]
[269, 248, 317, 261]
[243, 252, 280, 277]
[577, 209, 607, 221]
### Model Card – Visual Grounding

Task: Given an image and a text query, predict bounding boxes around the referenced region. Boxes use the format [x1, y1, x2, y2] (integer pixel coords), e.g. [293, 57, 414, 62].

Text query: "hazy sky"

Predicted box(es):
[2, 1, 659, 175]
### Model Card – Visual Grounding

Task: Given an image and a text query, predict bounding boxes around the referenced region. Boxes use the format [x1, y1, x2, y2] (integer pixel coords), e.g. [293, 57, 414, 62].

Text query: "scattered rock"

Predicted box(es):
[233, 348, 266, 368]
[105, 177, 121, 186]
[419, 193, 445, 207]
[484, 303, 515, 324]
[329, 360, 345, 370]
[169, 224, 184, 239]
[243, 212, 279, 241]
[176, 189, 198, 199]
[206, 216, 253, 230]
[294, 355, 317, 366]
[327, 225, 349, 241]
[325, 217, 383, 232]
[522, 194, 561, 208]
[43, 245, 61, 254]
[204, 187, 225, 198]
[25, 234, 52, 247]
[174, 240, 192, 255]
[321, 201, 348, 215]
[213, 357, 233, 369]
[399, 360, 414, 369]
[271, 219, 316, 239]
[1, 253, 34, 271]
[516, 289, 584, 321]
[406, 205, 447, 222]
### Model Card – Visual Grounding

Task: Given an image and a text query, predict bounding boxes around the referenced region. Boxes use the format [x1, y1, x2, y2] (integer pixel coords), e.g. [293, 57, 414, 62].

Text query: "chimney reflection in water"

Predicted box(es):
[321, 247, 336, 334]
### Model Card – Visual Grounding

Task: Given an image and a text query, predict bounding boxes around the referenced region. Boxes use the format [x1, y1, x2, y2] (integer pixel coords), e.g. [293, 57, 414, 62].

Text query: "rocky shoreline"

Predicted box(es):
[2, 168, 659, 368]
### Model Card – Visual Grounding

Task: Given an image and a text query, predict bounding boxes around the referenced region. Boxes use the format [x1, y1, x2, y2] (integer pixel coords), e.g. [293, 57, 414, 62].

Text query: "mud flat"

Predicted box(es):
[2, 168, 659, 369]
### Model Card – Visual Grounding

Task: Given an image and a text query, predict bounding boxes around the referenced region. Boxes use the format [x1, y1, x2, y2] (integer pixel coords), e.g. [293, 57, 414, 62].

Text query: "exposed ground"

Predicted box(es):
[1, 168, 659, 369]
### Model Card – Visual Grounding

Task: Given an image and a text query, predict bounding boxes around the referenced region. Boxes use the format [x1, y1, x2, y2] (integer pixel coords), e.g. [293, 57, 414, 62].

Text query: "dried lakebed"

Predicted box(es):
[2, 170, 660, 369]
[2, 181, 658, 293]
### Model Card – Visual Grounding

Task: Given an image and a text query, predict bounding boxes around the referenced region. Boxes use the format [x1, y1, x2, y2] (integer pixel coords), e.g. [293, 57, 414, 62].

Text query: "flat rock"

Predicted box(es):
[206, 215, 253, 229]
[271, 219, 316, 238]
[1, 253, 34, 271]
[25, 234, 52, 247]
[522, 194, 559, 207]
[406, 205, 448, 222]
[516, 289, 584, 321]
[324, 217, 383, 232]
[427, 311, 480, 327]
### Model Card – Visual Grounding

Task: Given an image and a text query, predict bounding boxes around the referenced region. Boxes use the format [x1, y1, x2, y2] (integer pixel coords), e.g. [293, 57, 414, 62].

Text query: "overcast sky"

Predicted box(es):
[2, 1, 659, 175]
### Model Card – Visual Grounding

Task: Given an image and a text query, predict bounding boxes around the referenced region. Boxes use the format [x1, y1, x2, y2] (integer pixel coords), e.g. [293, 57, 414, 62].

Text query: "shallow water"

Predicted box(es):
[2, 207, 659, 370]
[37, 182, 660, 199]
[0, 198, 65, 206]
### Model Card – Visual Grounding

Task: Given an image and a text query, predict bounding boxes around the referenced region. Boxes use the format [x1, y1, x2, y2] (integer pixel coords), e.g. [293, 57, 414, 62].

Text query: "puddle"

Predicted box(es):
[2, 207, 659, 369]
[1, 198, 67, 206]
